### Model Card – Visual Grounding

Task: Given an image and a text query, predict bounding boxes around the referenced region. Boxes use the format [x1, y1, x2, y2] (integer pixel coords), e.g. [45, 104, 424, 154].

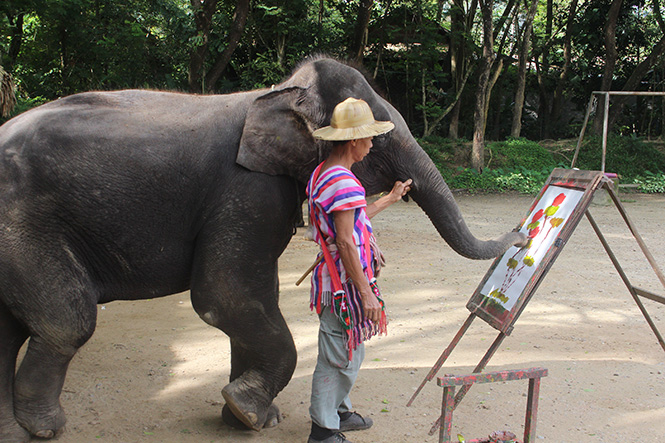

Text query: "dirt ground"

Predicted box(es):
[43, 191, 665, 443]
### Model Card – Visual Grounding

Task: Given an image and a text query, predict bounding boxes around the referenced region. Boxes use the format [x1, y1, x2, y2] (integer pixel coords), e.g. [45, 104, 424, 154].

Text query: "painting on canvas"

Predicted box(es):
[466, 168, 606, 333]
[479, 185, 584, 311]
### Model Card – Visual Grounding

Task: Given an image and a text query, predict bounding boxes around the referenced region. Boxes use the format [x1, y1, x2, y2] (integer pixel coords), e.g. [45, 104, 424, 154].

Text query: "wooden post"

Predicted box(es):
[601, 91, 610, 173]
[524, 376, 542, 443]
[438, 386, 456, 443]
[585, 209, 665, 352]
[571, 94, 596, 169]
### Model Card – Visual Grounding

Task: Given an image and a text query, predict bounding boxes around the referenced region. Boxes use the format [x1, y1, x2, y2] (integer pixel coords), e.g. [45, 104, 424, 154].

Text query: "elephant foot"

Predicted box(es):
[221, 379, 273, 431]
[222, 402, 282, 430]
[263, 403, 283, 428]
[14, 402, 66, 440]
[0, 421, 30, 443]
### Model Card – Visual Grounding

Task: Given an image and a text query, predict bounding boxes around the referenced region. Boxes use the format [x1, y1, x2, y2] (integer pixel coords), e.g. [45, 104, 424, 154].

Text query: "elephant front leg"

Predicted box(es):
[191, 173, 301, 431]
[191, 262, 297, 431]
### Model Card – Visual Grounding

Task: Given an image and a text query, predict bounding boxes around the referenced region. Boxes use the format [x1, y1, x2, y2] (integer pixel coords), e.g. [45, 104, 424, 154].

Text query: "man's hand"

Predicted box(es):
[366, 178, 413, 219]
[388, 178, 412, 203]
[360, 288, 382, 324]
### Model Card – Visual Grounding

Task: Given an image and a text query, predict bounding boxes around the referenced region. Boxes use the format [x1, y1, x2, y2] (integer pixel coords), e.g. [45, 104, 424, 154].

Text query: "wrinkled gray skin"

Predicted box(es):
[0, 57, 526, 442]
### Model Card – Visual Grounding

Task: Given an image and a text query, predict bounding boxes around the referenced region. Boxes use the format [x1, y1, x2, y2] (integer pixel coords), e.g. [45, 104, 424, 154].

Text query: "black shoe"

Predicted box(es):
[307, 431, 352, 443]
[338, 411, 373, 432]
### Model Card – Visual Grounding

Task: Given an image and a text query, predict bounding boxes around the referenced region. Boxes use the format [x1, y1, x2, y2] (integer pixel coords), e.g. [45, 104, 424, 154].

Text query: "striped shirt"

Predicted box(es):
[306, 164, 374, 310]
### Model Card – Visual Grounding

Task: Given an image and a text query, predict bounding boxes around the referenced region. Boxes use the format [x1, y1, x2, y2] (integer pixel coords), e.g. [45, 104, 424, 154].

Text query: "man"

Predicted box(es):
[306, 97, 411, 443]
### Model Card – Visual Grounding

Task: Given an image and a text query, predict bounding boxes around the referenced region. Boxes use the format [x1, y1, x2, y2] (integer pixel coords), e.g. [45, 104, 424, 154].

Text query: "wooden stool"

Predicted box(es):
[437, 367, 548, 443]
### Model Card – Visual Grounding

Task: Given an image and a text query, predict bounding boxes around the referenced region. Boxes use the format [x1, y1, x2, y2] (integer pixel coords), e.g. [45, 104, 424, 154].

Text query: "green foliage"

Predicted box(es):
[422, 135, 665, 194]
[7, 0, 191, 98]
[487, 138, 557, 170]
[417, 135, 459, 170]
[236, 51, 285, 90]
[629, 172, 665, 193]
[443, 167, 552, 194]
[419, 136, 556, 194]
[0, 0, 664, 196]
[575, 135, 665, 178]
[0, 94, 47, 125]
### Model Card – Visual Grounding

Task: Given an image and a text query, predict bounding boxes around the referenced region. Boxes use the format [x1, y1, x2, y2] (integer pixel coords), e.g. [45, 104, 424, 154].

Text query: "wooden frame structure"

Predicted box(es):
[408, 166, 665, 436]
[437, 368, 548, 443]
[571, 90, 665, 173]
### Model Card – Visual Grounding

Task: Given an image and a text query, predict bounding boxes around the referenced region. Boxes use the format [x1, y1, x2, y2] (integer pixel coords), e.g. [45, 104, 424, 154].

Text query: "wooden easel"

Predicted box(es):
[407, 168, 665, 435]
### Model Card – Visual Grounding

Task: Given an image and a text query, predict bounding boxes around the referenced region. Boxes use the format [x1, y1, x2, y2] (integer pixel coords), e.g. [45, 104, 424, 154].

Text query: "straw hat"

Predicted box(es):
[312, 97, 395, 141]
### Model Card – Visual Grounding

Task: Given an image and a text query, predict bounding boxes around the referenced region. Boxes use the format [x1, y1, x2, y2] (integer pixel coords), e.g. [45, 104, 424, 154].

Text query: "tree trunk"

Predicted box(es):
[4, 13, 24, 71]
[421, 69, 429, 136]
[550, 0, 579, 126]
[449, 102, 461, 139]
[448, 0, 467, 139]
[485, 57, 504, 126]
[0, 66, 17, 117]
[493, 0, 517, 42]
[372, 0, 392, 79]
[593, 0, 623, 134]
[655, 0, 665, 32]
[472, 0, 494, 171]
[188, 0, 219, 93]
[424, 68, 472, 137]
[510, 0, 538, 138]
[534, 0, 553, 137]
[349, 0, 374, 63]
[204, 0, 250, 93]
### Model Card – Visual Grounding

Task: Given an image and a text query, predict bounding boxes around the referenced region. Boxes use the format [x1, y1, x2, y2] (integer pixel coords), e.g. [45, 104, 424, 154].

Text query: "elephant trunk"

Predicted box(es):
[395, 143, 526, 260]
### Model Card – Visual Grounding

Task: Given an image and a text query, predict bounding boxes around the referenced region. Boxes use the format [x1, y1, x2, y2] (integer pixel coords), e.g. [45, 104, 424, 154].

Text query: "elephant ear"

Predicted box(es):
[237, 86, 323, 184]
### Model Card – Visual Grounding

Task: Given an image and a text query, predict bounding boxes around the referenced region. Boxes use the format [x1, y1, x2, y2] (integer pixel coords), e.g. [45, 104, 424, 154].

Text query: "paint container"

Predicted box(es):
[488, 430, 518, 443]
[591, 172, 619, 206]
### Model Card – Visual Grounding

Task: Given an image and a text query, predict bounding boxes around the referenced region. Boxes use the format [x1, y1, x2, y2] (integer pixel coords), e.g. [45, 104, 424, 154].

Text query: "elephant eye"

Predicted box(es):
[374, 132, 391, 144]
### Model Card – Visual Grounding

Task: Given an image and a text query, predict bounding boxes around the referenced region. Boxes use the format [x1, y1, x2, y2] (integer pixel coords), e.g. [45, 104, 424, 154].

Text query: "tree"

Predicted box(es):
[550, 0, 580, 128]
[448, 0, 476, 139]
[471, 0, 495, 171]
[606, 0, 665, 129]
[0, 65, 16, 117]
[188, 0, 250, 93]
[3, 0, 665, 158]
[204, 0, 249, 92]
[349, 0, 374, 63]
[593, 0, 623, 134]
[536, 0, 554, 136]
[511, 0, 539, 138]
[189, 0, 220, 93]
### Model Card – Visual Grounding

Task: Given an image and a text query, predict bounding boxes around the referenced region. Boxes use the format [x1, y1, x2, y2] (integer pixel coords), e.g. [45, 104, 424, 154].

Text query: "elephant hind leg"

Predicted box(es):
[9, 274, 97, 439]
[0, 302, 30, 443]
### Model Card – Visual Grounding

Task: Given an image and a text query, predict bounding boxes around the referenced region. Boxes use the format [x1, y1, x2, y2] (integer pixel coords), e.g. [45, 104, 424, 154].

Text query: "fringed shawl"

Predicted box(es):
[306, 162, 387, 359]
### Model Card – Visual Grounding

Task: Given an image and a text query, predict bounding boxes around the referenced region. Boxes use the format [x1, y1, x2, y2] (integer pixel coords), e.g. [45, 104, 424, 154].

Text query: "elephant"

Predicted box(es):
[0, 56, 527, 442]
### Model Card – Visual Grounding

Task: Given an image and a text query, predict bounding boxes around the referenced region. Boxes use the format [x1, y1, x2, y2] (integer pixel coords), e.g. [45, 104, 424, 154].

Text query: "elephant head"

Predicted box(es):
[237, 57, 526, 259]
